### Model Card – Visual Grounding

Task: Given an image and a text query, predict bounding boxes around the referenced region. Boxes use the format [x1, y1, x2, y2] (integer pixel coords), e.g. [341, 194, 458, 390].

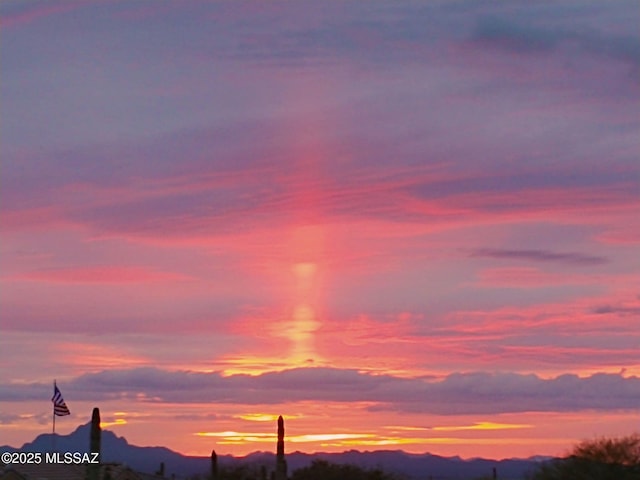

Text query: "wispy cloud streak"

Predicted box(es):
[468, 248, 608, 266]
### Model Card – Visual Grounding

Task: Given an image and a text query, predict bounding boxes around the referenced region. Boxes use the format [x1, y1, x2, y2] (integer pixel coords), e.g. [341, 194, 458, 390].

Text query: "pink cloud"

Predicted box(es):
[12, 266, 191, 284]
[0, 206, 71, 231]
[596, 224, 640, 245]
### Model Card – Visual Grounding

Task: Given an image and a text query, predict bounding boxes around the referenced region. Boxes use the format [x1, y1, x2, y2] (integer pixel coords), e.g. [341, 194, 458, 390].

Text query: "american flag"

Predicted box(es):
[52, 383, 70, 416]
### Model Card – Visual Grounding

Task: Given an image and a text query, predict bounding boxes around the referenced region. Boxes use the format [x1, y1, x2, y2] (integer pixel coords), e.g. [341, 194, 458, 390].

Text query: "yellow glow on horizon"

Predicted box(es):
[101, 418, 127, 427]
[433, 422, 533, 432]
[336, 436, 571, 446]
[236, 413, 301, 422]
[289, 433, 374, 443]
[196, 431, 274, 442]
[197, 430, 571, 448]
[338, 437, 437, 446]
[236, 414, 280, 422]
[196, 431, 374, 444]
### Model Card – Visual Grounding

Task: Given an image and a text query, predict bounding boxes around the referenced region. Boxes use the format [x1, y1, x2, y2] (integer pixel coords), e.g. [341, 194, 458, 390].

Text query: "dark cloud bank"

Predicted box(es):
[3, 367, 638, 415]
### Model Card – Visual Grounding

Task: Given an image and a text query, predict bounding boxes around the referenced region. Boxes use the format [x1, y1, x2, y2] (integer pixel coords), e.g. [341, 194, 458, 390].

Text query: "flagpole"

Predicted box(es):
[52, 380, 56, 452]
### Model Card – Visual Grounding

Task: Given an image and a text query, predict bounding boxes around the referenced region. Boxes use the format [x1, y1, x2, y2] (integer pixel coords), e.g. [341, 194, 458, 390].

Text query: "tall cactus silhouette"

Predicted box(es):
[211, 449, 218, 480]
[87, 407, 101, 480]
[277, 416, 284, 457]
[90, 407, 101, 455]
[275, 415, 287, 480]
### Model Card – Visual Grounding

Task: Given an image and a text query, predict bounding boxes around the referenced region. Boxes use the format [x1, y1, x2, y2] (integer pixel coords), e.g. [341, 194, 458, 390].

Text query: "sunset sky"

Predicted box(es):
[1, 0, 639, 460]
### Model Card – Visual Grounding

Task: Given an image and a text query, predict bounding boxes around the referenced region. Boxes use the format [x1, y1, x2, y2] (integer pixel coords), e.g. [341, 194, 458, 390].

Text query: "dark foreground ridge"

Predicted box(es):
[1, 421, 542, 480]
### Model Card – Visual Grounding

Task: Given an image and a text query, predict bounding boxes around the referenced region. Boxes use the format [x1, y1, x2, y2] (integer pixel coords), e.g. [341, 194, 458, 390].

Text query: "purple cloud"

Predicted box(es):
[468, 248, 607, 266]
[3, 368, 638, 415]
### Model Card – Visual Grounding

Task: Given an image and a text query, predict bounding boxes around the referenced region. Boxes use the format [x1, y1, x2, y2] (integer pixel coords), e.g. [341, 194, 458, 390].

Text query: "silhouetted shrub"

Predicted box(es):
[291, 459, 402, 480]
[529, 434, 640, 480]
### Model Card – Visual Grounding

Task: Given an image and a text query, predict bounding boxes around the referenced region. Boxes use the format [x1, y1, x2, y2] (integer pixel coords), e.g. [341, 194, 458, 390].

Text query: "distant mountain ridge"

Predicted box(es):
[1, 423, 547, 479]
[0, 423, 196, 475]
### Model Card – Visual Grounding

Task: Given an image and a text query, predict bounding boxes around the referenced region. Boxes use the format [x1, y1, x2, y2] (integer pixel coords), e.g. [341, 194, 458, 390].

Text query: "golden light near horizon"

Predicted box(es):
[196, 431, 274, 439]
[236, 413, 301, 422]
[332, 437, 574, 447]
[193, 429, 572, 449]
[432, 422, 533, 432]
[101, 418, 128, 428]
[289, 433, 375, 443]
[195, 431, 375, 444]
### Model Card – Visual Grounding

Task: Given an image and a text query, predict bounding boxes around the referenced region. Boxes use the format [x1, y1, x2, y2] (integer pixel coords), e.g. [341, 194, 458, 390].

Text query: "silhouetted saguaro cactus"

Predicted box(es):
[211, 449, 218, 480]
[90, 407, 101, 456]
[277, 416, 284, 457]
[275, 416, 287, 480]
[87, 408, 101, 480]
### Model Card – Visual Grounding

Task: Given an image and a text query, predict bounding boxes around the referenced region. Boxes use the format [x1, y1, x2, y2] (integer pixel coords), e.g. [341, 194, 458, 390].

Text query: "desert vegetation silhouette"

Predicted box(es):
[527, 433, 640, 480]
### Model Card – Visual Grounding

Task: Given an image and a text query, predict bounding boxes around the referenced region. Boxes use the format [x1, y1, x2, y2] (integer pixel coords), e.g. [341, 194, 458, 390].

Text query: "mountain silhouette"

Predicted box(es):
[1, 424, 547, 479]
[0, 423, 208, 476]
